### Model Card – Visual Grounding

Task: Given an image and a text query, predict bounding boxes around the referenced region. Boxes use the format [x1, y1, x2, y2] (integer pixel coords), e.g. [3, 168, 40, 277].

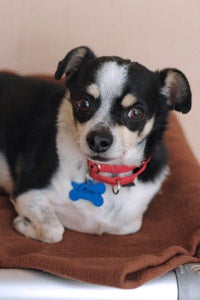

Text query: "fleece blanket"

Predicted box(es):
[0, 78, 200, 288]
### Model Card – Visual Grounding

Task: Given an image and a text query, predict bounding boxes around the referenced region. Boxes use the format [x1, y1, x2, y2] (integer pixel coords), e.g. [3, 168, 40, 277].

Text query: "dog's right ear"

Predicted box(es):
[159, 68, 192, 114]
[54, 46, 95, 82]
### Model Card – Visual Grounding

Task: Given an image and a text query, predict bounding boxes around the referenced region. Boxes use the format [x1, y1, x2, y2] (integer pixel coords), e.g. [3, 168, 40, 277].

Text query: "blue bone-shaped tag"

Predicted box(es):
[69, 180, 106, 207]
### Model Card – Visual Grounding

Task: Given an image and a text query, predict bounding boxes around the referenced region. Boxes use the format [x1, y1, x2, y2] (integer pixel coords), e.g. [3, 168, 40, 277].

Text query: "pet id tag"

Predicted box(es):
[69, 179, 106, 207]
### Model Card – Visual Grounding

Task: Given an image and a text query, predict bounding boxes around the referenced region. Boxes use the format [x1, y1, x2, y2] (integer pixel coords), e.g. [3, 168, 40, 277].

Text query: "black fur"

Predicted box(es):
[0, 73, 65, 197]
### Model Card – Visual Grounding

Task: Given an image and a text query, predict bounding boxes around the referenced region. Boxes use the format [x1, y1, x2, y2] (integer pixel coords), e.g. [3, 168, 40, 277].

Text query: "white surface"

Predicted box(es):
[0, 269, 178, 300]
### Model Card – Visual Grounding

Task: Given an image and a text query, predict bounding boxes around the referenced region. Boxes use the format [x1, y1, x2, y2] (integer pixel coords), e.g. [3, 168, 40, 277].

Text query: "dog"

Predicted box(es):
[0, 46, 191, 243]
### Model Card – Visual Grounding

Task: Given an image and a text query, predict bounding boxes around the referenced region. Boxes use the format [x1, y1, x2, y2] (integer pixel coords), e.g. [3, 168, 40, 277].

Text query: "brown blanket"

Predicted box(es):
[0, 100, 200, 288]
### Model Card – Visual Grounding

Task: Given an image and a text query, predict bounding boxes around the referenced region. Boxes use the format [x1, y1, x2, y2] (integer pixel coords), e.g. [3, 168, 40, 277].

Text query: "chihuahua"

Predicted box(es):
[0, 46, 191, 242]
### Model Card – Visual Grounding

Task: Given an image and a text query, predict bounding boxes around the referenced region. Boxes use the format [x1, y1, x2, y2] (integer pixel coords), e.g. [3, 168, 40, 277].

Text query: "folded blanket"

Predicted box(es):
[0, 80, 200, 288]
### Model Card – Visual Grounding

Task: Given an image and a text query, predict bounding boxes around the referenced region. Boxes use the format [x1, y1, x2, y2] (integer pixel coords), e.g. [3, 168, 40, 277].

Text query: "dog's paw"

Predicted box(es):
[13, 216, 39, 240]
[40, 222, 65, 243]
[13, 216, 64, 243]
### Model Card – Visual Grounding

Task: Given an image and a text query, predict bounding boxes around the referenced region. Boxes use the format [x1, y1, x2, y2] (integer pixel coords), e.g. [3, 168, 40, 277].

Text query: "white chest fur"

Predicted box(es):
[47, 164, 167, 235]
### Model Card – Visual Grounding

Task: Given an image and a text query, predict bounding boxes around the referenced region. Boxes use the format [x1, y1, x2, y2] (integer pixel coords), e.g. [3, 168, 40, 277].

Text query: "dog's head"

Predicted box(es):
[55, 46, 191, 165]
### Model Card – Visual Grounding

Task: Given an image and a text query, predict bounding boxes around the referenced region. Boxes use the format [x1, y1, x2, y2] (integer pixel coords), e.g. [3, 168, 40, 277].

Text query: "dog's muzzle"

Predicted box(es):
[86, 128, 113, 153]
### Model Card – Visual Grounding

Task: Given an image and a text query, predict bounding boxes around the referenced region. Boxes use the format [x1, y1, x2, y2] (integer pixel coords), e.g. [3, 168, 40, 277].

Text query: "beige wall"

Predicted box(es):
[0, 0, 199, 162]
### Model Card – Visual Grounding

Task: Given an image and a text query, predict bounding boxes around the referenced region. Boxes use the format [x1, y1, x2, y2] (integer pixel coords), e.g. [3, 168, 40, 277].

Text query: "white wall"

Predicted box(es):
[0, 0, 199, 162]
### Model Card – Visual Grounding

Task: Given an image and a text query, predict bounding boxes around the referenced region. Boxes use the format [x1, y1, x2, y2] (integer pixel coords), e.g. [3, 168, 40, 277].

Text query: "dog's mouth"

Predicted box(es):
[88, 155, 115, 162]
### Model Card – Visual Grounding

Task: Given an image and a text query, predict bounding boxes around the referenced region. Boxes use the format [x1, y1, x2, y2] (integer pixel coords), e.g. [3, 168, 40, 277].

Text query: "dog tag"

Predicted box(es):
[69, 179, 106, 207]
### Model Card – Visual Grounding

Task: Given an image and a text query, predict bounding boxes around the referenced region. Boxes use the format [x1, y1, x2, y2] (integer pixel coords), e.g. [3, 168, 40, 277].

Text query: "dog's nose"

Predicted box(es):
[86, 130, 113, 153]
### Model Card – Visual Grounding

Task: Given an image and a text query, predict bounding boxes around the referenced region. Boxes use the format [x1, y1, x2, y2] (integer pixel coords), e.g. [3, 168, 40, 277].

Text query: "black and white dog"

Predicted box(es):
[0, 46, 191, 243]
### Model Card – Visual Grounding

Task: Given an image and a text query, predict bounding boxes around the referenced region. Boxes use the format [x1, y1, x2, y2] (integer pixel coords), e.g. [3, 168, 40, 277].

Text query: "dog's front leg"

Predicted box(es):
[12, 190, 64, 243]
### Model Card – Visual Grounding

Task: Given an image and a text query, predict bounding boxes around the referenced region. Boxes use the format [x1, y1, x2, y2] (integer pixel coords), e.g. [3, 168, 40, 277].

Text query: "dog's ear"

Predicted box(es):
[54, 46, 95, 82]
[159, 68, 191, 113]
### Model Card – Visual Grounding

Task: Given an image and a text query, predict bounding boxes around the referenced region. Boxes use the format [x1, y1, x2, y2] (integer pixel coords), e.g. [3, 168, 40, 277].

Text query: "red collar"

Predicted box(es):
[87, 156, 151, 188]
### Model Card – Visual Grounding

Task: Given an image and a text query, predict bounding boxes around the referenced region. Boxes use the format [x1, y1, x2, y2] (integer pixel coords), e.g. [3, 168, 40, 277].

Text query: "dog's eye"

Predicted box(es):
[76, 98, 90, 112]
[128, 107, 145, 120]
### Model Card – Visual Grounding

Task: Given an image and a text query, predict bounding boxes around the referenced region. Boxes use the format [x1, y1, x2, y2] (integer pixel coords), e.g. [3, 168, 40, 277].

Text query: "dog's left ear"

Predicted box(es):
[159, 68, 191, 113]
[54, 46, 95, 82]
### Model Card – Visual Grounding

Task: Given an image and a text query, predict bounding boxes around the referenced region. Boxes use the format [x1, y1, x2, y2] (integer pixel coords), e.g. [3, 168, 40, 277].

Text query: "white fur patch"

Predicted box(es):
[56, 97, 88, 181]
[96, 61, 128, 102]
[0, 152, 13, 193]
